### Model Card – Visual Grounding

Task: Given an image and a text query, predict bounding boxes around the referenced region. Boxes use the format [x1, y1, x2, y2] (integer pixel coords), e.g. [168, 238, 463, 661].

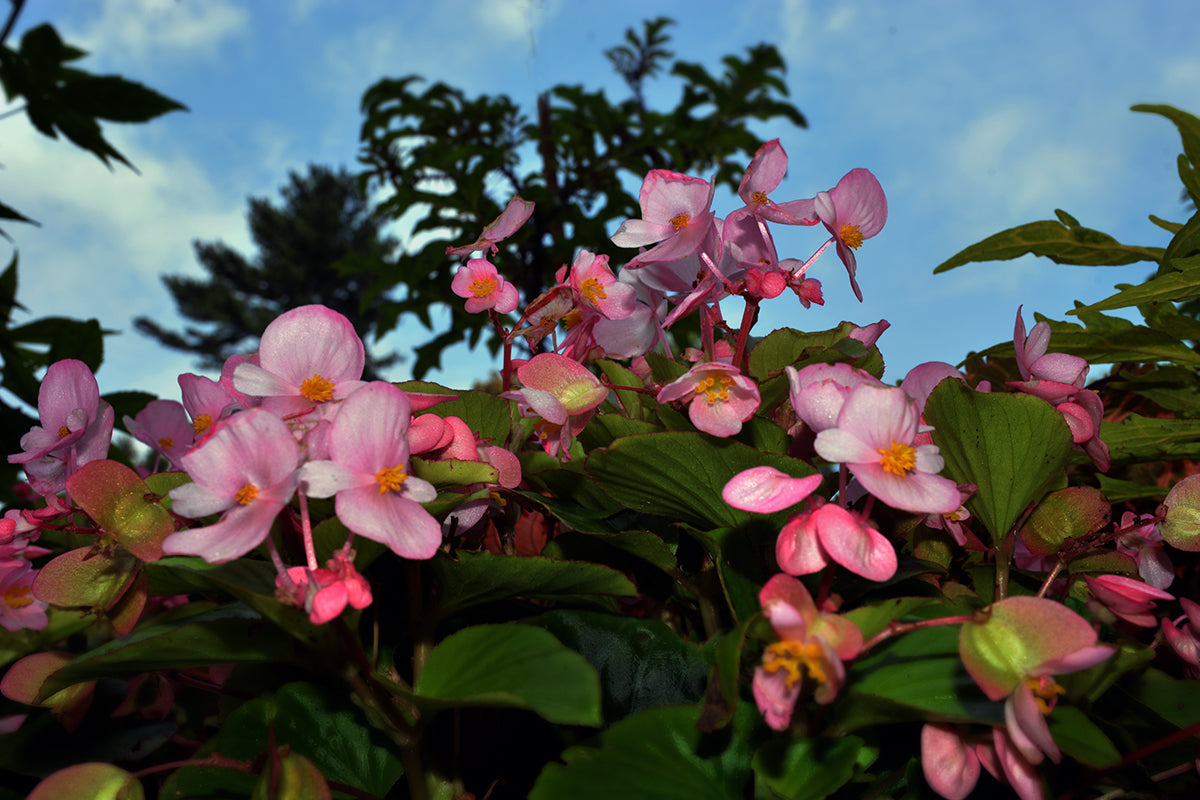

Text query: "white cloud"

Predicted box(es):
[66, 0, 248, 65]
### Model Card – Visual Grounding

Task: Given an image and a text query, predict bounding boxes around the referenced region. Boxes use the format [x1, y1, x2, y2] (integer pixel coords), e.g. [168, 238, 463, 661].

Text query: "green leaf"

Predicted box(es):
[1047, 705, 1121, 768]
[401, 382, 515, 445]
[1069, 262, 1200, 315]
[1118, 666, 1200, 730]
[56, 75, 187, 122]
[1132, 104, 1200, 173]
[752, 736, 863, 800]
[425, 550, 636, 619]
[32, 547, 137, 610]
[595, 358, 649, 420]
[1044, 311, 1200, 366]
[529, 705, 750, 800]
[924, 380, 1073, 545]
[65, 460, 176, 561]
[844, 597, 943, 641]
[410, 455, 498, 487]
[836, 625, 1003, 732]
[414, 624, 602, 726]
[541, 610, 709, 724]
[1099, 414, 1200, 464]
[933, 214, 1163, 273]
[585, 431, 817, 531]
[747, 323, 884, 383]
[27, 763, 143, 800]
[39, 605, 304, 698]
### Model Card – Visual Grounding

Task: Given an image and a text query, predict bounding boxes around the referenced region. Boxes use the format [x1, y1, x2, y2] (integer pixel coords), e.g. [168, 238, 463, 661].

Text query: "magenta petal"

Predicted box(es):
[162, 500, 285, 563]
[257, 305, 365, 386]
[722, 467, 821, 513]
[1006, 686, 1058, 764]
[753, 666, 800, 731]
[816, 506, 898, 582]
[776, 515, 829, 576]
[328, 382, 413, 474]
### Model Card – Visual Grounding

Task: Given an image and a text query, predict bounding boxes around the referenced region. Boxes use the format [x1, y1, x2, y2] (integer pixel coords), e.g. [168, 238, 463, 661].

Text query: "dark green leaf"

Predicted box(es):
[752, 736, 863, 800]
[1069, 262, 1200, 315]
[56, 75, 187, 122]
[414, 624, 602, 725]
[1099, 414, 1200, 464]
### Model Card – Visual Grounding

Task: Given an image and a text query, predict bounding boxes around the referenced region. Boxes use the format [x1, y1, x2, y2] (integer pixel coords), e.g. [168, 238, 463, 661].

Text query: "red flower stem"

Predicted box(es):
[298, 491, 318, 571]
[860, 614, 975, 654]
[733, 297, 759, 372]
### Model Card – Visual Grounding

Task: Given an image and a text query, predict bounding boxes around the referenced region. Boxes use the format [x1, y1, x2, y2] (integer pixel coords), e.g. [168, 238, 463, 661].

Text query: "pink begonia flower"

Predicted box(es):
[753, 574, 863, 729]
[445, 195, 535, 256]
[565, 249, 637, 321]
[1012, 306, 1087, 399]
[503, 354, 607, 458]
[1084, 573, 1173, 628]
[736, 139, 819, 226]
[179, 372, 243, 443]
[124, 399, 194, 467]
[276, 551, 372, 625]
[813, 169, 887, 302]
[959, 596, 1114, 766]
[1162, 597, 1200, 672]
[8, 359, 114, 497]
[1115, 511, 1173, 589]
[233, 305, 366, 418]
[0, 562, 48, 631]
[786, 362, 884, 434]
[451, 258, 520, 314]
[299, 382, 442, 560]
[814, 384, 961, 514]
[611, 169, 717, 265]
[163, 408, 301, 563]
[657, 362, 760, 438]
[787, 274, 823, 308]
[776, 498, 898, 582]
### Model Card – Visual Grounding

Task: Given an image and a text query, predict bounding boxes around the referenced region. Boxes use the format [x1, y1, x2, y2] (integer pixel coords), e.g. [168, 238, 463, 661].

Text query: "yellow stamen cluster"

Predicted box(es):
[158, 437, 175, 451]
[300, 374, 335, 403]
[57, 425, 71, 439]
[193, 414, 213, 435]
[4, 583, 33, 610]
[375, 465, 408, 495]
[751, 190, 770, 205]
[235, 482, 258, 505]
[762, 639, 828, 688]
[580, 276, 608, 305]
[670, 212, 690, 231]
[877, 441, 918, 476]
[1027, 676, 1065, 715]
[840, 222, 864, 249]
[470, 275, 498, 298]
[562, 309, 583, 331]
[693, 373, 736, 405]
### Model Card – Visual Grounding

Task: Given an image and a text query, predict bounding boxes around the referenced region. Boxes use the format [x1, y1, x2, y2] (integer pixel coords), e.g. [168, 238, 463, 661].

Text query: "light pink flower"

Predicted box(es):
[814, 384, 960, 514]
[611, 170, 717, 265]
[0, 562, 48, 631]
[9, 359, 114, 496]
[503, 354, 607, 458]
[1116, 511, 1173, 589]
[164, 408, 301, 563]
[1162, 597, 1200, 671]
[565, 249, 637, 320]
[753, 574, 863, 729]
[722, 466, 822, 514]
[776, 498, 898, 582]
[736, 140, 819, 226]
[451, 258, 520, 314]
[813, 169, 887, 302]
[299, 382, 441, 560]
[786, 362, 884, 434]
[657, 362, 760, 438]
[124, 399, 194, 467]
[921, 724, 981, 800]
[233, 305, 366, 418]
[178, 372, 244, 443]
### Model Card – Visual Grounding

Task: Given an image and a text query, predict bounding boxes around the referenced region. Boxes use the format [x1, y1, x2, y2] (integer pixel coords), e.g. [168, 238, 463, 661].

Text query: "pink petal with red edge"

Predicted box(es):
[722, 467, 821, 513]
[815, 504, 898, 582]
[776, 513, 830, 576]
[921, 724, 980, 800]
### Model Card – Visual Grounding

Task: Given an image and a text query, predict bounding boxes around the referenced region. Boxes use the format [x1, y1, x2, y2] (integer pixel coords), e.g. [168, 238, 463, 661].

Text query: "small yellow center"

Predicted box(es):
[234, 483, 258, 505]
[470, 275, 498, 298]
[157, 437, 174, 451]
[763, 640, 827, 688]
[57, 425, 71, 439]
[193, 414, 213, 435]
[1027, 675, 1065, 715]
[562, 308, 583, 331]
[300, 374, 335, 403]
[751, 190, 770, 205]
[840, 223, 864, 249]
[580, 276, 607, 305]
[4, 584, 33, 609]
[533, 419, 561, 443]
[375, 465, 407, 494]
[877, 441, 918, 476]
[693, 373, 736, 405]
[670, 212, 690, 231]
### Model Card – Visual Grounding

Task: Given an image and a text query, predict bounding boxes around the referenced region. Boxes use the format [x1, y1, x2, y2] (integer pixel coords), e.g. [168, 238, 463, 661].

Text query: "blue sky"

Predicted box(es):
[5, 0, 1200, 408]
